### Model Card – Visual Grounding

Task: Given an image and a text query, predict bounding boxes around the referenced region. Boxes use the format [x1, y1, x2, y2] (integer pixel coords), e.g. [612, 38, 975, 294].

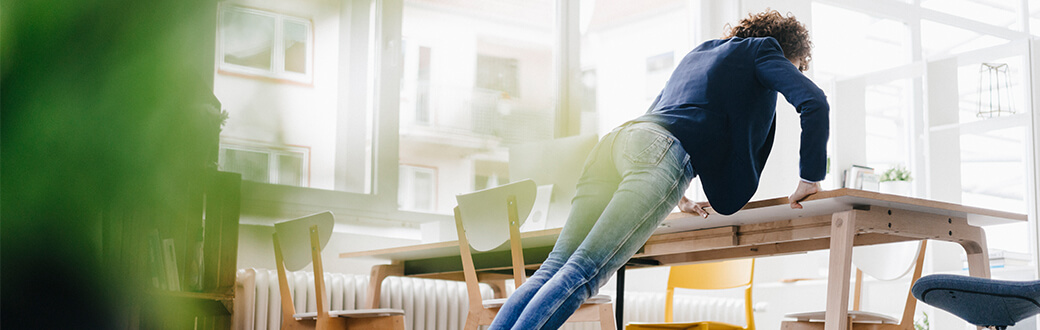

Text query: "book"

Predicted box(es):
[962, 249, 1032, 270]
[184, 228, 205, 292]
[843, 165, 874, 190]
[860, 173, 880, 192]
[146, 231, 167, 290]
[162, 238, 181, 291]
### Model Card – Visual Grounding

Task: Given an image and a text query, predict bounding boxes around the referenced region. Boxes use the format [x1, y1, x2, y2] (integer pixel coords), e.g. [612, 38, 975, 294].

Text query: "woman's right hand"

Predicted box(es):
[679, 196, 711, 218]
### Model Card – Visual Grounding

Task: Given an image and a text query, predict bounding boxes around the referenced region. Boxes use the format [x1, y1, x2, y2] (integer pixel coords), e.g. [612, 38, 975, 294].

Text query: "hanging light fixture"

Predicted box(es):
[976, 63, 1015, 118]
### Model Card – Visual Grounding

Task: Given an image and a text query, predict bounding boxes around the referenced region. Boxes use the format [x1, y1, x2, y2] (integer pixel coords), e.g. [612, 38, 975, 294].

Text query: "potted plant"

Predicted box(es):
[880, 165, 912, 196]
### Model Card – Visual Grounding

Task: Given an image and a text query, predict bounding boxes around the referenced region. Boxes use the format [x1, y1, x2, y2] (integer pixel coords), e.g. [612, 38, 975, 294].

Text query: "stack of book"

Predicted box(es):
[962, 249, 1032, 270]
[843, 165, 879, 192]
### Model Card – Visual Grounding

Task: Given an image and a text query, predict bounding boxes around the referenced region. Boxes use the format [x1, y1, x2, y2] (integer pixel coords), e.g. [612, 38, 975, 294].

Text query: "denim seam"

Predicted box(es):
[531, 148, 689, 330]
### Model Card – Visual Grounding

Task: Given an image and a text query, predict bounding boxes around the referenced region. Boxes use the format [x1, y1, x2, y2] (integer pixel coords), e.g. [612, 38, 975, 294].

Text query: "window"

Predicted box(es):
[645, 51, 674, 99]
[398, 0, 557, 214]
[219, 143, 309, 186]
[218, 5, 313, 83]
[398, 165, 436, 212]
[579, 0, 696, 137]
[476, 55, 520, 99]
[864, 79, 914, 173]
[401, 41, 433, 125]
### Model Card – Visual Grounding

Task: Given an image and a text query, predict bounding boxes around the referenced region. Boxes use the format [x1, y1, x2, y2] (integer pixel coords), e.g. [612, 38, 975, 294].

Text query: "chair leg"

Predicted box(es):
[599, 303, 617, 330]
[464, 311, 482, 330]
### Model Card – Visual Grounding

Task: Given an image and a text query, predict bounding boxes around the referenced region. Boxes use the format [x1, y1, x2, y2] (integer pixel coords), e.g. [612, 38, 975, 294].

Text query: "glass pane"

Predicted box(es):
[921, 20, 1008, 59]
[283, 21, 308, 74]
[580, 0, 692, 137]
[921, 0, 1021, 31]
[222, 9, 275, 71]
[864, 79, 913, 176]
[1032, 0, 1040, 36]
[399, 0, 556, 214]
[277, 154, 304, 186]
[412, 169, 434, 211]
[476, 55, 520, 98]
[812, 2, 911, 81]
[961, 127, 1029, 252]
[645, 52, 673, 99]
[223, 149, 270, 183]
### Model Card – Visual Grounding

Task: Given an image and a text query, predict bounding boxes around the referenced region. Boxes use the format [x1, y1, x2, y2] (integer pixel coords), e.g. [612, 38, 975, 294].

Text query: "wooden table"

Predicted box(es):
[340, 189, 1027, 330]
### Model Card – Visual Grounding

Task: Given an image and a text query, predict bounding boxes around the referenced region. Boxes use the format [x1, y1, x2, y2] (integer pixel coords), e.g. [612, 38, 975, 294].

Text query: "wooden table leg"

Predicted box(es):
[366, 263, 404, 309]
[960, 227, 991, 279]
[959, 226, 990, 330]
[824, 211, 857, 330]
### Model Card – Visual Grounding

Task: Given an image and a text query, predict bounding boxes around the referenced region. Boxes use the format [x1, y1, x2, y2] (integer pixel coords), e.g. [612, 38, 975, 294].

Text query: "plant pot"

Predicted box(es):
[880, 181, 911, 196]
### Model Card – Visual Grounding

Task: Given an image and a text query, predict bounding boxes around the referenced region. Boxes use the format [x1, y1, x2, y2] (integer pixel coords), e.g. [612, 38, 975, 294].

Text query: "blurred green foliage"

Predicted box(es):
[880, 165, 913, 182]
[2, 0, 222, 328]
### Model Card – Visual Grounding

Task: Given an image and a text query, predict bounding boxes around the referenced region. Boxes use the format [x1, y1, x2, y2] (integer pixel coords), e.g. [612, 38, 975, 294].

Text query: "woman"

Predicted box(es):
[489, 10, 829, 329]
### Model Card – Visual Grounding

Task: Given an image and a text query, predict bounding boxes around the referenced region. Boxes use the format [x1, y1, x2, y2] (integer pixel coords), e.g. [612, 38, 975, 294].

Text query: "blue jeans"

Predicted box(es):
[488, 122, 696, 330]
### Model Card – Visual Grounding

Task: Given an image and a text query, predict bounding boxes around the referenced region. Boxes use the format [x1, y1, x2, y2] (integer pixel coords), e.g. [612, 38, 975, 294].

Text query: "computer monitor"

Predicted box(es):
[509, 134, 598, 229]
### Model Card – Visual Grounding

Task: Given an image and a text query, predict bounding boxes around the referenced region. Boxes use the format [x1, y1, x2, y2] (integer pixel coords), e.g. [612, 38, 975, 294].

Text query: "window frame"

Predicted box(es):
[219, 142, 311, 187]
[217, 4, 315, 85]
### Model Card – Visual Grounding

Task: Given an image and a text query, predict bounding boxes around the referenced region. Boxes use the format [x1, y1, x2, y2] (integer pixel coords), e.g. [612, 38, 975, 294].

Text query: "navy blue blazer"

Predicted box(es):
[634, 37, 829, 215]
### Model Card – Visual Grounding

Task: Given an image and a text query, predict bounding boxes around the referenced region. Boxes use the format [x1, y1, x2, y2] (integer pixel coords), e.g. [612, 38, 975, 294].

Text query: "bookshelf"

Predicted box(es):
[109, 169, 241, 330]
[149, 170, 241, 329]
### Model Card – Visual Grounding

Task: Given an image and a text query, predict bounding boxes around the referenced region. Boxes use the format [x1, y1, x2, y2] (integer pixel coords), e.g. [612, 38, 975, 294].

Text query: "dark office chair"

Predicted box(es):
[912, 274, 1040, 330]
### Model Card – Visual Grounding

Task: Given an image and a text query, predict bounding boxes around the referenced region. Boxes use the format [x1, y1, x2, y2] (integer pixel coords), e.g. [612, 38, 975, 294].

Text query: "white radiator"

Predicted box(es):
[232, 268, 493, 330]
[614, 290, 756, 327]
[233, 269, 750, 330]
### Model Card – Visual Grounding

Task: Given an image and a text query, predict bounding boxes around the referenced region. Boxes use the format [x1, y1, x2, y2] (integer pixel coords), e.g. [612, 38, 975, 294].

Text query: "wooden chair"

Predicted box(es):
[454, 179, 616, 330]
[272, 211, 405, 330]
[779, 241, 928, 330]
[626, 259, 757, 330]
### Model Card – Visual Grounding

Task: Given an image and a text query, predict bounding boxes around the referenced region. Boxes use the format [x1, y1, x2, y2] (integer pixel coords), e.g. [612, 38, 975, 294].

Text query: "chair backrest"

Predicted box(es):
[454, 180, 537, 308]
[848, 241, 928, 325]
[275, 211, 335, 271]
[665, 259, 755, 329]
[455, 179, 537, 252]
[853, 240, 922, 281]
[272, 211, 337, 323]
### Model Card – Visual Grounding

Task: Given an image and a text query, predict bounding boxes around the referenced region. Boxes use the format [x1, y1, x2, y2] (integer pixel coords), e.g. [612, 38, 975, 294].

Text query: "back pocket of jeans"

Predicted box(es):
[623, 128, 673, 165]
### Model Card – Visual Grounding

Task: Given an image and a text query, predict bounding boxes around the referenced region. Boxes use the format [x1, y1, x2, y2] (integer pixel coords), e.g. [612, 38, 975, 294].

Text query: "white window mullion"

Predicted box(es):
[268, 152, 280, 186]
[273, 17, 285, 77]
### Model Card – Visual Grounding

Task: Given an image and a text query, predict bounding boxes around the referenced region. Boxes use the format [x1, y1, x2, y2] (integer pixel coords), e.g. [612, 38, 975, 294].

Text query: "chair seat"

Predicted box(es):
[912, 274, 1040, 328]
[784, 310, 899, 324]
[626, 320, 745, 330]
[482, 294, 612, 308]
[294, 308, 405, 320]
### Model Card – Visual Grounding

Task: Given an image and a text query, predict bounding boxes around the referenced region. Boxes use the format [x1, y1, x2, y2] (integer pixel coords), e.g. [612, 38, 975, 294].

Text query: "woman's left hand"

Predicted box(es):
[679, 196, 711, 218]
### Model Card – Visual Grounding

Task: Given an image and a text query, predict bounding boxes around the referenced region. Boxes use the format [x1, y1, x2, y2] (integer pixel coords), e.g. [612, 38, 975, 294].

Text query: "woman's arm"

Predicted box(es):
[753, 37, 830, 183]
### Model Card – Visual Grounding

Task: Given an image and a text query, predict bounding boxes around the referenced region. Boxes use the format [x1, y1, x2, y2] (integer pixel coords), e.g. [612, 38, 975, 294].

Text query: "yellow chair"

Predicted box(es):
[454, 179, 616, 330]
[626, 259, 756, 330]
[272, 211, 405, 330]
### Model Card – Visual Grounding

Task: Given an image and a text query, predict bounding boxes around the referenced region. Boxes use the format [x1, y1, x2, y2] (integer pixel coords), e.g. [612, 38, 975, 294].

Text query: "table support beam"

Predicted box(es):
[824, 211, 856, 330]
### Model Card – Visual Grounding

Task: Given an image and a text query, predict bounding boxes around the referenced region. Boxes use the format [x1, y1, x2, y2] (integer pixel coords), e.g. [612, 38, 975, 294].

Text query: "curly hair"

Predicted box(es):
[724, 10, 812, 71]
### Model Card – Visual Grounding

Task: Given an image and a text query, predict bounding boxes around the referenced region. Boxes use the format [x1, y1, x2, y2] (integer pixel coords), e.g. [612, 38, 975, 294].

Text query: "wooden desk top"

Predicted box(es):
[657, 188, 1026, 234]
[339, 189, 1026, 261]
